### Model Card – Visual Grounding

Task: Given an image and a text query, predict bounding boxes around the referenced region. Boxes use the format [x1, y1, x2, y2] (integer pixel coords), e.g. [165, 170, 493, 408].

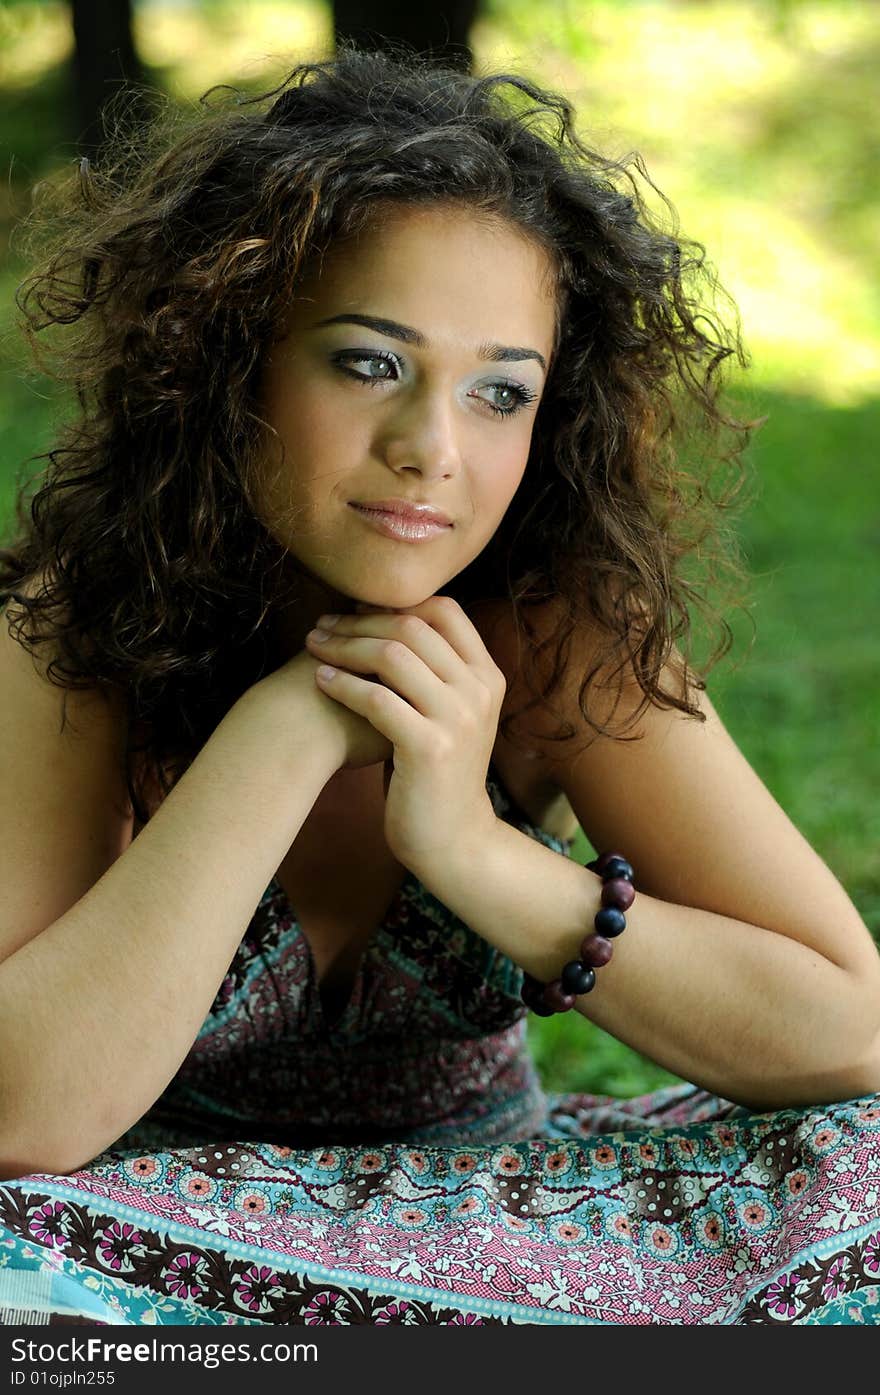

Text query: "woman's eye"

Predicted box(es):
[332, 350, 400, 385]
[332, 352, 537, 418]
[472, 381, 538, 418]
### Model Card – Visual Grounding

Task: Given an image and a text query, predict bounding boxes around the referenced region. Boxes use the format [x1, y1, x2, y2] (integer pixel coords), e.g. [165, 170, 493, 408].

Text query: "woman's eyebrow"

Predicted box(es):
[314, 312, 547, 372]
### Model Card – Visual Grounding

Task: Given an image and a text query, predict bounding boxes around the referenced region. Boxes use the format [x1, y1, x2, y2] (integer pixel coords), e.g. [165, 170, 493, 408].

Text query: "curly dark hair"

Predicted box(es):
[1, 44, 762, 826]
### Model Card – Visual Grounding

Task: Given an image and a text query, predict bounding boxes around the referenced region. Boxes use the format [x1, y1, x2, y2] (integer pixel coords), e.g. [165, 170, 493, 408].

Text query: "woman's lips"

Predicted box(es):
[348, 502, 453, 542]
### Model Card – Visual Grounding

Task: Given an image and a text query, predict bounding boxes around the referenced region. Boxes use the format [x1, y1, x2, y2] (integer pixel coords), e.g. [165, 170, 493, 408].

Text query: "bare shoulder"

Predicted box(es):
[0, 586, 134, 965]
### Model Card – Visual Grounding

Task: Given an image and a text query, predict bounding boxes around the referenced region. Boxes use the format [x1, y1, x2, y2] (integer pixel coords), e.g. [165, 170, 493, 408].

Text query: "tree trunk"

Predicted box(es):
[333, 0, 480, 70]
[70, 0, 148, 157]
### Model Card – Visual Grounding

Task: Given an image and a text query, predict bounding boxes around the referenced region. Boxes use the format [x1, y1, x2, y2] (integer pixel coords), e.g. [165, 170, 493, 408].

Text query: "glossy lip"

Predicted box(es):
[348, 498, 453, 527]
[349, 503, 452, 543]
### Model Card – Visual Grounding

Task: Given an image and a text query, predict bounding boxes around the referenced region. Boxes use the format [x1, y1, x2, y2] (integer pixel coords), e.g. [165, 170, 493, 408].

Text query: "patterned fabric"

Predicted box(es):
[1, 764, 879, 1326]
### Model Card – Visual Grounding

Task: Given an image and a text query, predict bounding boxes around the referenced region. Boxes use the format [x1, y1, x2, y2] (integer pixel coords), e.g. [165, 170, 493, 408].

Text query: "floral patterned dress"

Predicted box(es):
[1, 762, 879, 1326]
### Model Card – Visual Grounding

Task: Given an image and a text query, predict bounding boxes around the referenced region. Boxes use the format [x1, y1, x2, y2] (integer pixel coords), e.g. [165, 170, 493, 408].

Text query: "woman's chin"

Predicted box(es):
[347, 588, 440, 612]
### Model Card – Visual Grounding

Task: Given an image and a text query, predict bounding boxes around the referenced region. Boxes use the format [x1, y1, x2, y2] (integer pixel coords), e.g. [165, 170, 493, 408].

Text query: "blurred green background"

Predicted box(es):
[1, 0, 877, 1098]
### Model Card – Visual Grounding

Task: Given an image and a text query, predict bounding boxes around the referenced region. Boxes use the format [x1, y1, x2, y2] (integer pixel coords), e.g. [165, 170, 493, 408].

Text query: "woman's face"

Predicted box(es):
[257, 202, 557, 613]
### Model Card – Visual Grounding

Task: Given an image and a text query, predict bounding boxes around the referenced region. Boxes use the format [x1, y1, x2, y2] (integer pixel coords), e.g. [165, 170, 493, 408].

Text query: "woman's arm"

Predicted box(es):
[423, 816, 880, 1111]
[414, 612, 880, 1111]
[0, 661, 343, 1181]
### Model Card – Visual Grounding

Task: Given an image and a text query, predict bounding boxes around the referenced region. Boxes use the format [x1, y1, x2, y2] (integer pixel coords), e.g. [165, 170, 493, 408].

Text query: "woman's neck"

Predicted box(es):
[266, 561, 357, 666]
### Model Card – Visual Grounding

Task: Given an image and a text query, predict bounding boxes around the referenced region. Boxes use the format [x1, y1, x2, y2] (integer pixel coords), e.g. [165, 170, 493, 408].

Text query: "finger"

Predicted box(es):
[323, 598, 500, 683]
[310, 611, 463, 687]
[392, 595, 500, 676]
[314, 664, 424, 748]
[318, 600, 506, 712]
[395, 597, 508, 710]
[306, 631, 449, 717]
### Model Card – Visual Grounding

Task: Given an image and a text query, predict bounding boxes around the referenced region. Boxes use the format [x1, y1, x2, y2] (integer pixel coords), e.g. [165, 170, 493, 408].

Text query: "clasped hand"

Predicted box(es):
[304, 596, 504, 876]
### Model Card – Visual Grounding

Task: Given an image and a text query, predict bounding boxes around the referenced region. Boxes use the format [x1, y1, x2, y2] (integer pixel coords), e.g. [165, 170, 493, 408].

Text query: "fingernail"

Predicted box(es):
[316, 613, 340, 628]
[308, 627, 331, 642]
[316, 665, 337, 680]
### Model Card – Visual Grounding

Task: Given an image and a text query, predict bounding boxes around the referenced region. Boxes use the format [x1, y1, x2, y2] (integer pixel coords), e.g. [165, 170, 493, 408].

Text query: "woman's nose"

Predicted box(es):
[377, 390, 463, 480]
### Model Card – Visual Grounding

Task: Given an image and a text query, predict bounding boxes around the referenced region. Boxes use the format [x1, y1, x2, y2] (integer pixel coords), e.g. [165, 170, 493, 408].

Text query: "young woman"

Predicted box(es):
[0, 48, 878, 1327]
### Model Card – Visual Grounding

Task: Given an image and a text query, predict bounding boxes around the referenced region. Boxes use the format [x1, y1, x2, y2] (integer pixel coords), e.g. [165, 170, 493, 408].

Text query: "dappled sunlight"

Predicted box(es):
[136, 0, 331, 97]
[0, 1, 331, 98]
[704, 202, 880, 403]
[1, 2, 876, 398]
[475, 0, 879, 403]
[2, 0, 876, 407]
[0, 2, 71, 88]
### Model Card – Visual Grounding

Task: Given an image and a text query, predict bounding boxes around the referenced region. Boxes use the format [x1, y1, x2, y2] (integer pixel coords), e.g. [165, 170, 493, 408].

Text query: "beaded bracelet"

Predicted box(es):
[520, 850, 635, 1016]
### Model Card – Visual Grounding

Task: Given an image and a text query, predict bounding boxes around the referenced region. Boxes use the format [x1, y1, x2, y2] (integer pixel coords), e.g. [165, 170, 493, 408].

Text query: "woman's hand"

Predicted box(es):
[255, 648, 394, 772]
[303, 596, 504, 875]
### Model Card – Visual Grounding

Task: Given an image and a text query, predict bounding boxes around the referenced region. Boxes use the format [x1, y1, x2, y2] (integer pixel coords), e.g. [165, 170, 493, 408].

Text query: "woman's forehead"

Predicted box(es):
[288, 202, 559, 354]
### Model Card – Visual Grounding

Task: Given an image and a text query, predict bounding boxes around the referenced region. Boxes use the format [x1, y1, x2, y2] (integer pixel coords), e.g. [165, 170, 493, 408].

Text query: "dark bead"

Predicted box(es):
[560, 960, 597, 996]
[595, 906, 627, 938]
[593, 850, 627, 874]
[529, 999, 556, 1017]
[520, 976, 544, 1008]
[601, 877, 635, 911]
[541, 979, 577, 1014]
[579, 933, 613, 967]
[602, 856, 633, 884]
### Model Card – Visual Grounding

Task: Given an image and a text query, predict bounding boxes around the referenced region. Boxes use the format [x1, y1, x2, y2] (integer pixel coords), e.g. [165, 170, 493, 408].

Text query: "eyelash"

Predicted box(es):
[331, 349, 538, 418]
